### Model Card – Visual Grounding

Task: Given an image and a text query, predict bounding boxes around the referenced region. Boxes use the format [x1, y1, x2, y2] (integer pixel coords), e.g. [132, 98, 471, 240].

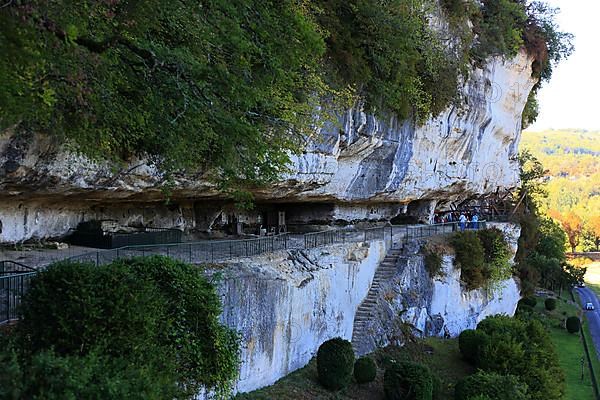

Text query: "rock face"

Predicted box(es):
[354, 222, 521, 355]
[216, 240, 387, 393]
[215, 222, 521, 394]
[0, 51, 536, 243]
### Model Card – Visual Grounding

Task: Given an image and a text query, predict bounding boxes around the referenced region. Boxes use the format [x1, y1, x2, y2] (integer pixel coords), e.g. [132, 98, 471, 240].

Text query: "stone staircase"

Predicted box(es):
[351, 247, 404, 356]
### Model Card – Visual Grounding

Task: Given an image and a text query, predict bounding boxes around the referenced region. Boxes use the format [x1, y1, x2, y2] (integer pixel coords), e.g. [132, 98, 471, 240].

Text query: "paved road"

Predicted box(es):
[575, 287, 600, 359]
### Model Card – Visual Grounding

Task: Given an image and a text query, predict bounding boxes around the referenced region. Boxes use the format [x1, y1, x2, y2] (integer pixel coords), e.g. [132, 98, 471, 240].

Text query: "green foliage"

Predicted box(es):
[451, 231, 486, 290]
[383, 361, 433, 400]
[0, 1, 328, 189]
[470, 315, 565, 400]
[422, 244, 444, 278]
[11, 256, 240, 399]
[353, 357, 377, 384]
[0, 0, 572, 194]
[544, 298, 557, 311]
[458, 329, 489, 365]
[316, 338, 355, 391]
[0, 349, 179, 400]
[454, 370, 528, 400]
[477, 228, 512, 285]
[520, 296, 537, 308]
[566, 316, 580, 334]
[312, 0, 461, 123]
[451, 228, 510, 290]
[471, 0, 527, 63]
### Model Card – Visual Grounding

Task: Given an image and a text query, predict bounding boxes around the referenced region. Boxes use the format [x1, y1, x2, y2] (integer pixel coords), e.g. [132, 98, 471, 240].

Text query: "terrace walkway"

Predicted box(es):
[1, 220, 496, 325]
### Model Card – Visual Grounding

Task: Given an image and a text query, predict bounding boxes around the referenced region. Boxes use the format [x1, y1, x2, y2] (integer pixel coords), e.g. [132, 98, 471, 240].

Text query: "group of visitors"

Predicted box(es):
[433, 211, 479, 231]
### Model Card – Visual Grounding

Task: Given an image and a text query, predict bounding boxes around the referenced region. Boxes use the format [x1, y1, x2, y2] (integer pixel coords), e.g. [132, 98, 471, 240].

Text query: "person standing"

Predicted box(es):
[472, 213, 479, 230]
[459, 213, 467, 231]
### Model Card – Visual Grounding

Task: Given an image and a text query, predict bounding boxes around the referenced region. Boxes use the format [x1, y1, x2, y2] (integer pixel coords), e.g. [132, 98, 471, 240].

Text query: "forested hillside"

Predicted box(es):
[521, 129, 600, 251]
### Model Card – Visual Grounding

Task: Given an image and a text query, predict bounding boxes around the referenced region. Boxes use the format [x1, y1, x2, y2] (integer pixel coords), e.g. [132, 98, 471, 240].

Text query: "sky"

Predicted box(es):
[527, 0, 600, 132]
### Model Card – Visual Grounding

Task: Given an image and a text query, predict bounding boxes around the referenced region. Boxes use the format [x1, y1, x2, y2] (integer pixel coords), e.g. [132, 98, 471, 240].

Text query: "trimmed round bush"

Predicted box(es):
[545, 298, 557, 311]
[458, 329, 489, 365]
[455, 370, 528, 400]
[317, 338, 355, 390]
[519, 296, 537, 308]
[15, 256, 240, 397]
[566, 316, 581, 334]
[384, 361, 433, 400]
[353, 357, 377, 384]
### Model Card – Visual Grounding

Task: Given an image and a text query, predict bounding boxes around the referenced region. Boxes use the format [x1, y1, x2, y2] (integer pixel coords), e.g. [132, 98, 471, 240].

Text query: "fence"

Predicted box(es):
[0, 219, 497, 324]
[68, 234, 290, 266]
[303, 226, 386, 249]
[405, 221, 487, 241]
[0, 261, 37, 324]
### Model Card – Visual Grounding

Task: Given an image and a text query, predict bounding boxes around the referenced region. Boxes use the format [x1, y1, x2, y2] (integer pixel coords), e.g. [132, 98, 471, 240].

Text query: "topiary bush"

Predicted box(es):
[545, 298, 557, 311]
[317, 338, 355, 390]
[520, 296, 537, 308]
[353, 356, 377, 384]
[455, 370, 528, 400]
[566, 316, 581, 334]
[458, 329, 490, 365]
[11, 256, 240, 399]
[384, 361, 433, 400]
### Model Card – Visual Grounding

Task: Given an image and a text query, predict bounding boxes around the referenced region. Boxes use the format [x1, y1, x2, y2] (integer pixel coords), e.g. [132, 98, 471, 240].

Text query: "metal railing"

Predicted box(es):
[0, 217, 501, 324]
[67, 234, 290, 266]
[405, 220, 487, 240]
[1, 261, 37, 324]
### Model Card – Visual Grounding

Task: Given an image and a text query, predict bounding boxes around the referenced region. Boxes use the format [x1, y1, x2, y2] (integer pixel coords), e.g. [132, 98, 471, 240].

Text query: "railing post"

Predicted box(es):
[189, 244, 192, 263]
[96, 251, 99, 267]
[6, 277, 9, 323]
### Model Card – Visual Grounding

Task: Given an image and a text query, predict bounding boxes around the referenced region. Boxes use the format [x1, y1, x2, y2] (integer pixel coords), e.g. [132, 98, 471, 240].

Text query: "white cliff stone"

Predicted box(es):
[212, 223, 521, 394]
[0, 52, 536, 243]
[215, 240, 387, 393]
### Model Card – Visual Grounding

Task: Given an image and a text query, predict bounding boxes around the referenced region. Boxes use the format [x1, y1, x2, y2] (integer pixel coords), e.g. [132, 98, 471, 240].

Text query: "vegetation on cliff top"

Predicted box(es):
[0, 0, 571, 191]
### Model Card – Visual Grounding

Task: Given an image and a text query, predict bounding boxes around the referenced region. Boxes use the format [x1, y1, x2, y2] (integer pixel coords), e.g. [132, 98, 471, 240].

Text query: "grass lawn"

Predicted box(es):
[235, 338, 473, 400]
[535, 295, 596, 400]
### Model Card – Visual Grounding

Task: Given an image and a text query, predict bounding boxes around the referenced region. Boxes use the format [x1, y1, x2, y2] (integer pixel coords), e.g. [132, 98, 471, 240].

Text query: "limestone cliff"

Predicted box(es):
[0, 51, 536, 243]
[215, 222, 521, 393]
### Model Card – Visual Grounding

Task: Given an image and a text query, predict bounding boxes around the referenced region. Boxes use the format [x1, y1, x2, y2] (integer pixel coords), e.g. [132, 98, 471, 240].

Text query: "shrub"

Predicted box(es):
[451, 231, 487, 290]
[473, 316, 565, 400]
[458, 329, 489, 365]
[354, 357, 377, 384]
[423, 244, 444, 278]
[14, 256, 240, 398]
[317, 338, 355, 390]
[384, 361, 433, 400]
[0, 348, 179, 400]
[544, 298, 557, 311]
[455, 370, 528, 400]
[477, 228, 512, 284]
[566, 317, 580, 334]
[520, 296, 537, 308]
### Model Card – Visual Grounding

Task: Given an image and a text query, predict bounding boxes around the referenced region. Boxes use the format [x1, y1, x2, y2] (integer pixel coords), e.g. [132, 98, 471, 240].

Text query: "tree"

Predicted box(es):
[585, 216, 600, 251]
[559, 212, 584, 252]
